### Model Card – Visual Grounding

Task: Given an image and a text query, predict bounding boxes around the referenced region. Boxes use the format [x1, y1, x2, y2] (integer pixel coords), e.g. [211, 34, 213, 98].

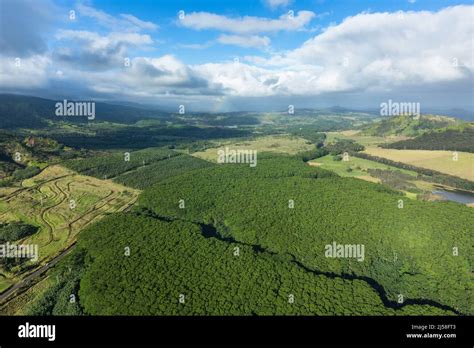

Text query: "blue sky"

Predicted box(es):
[1, 0, 473, 112]
[54, 0, 471, 64]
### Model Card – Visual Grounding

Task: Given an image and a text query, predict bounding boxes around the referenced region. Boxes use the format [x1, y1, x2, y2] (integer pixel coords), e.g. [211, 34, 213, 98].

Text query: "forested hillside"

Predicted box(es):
[383, 126, 474, 152]
[0, 94, 167, 128]
[0, 132, 80, 183]
[114, 154, 214, 189]
[137, 156, 473, 315]
[361, 115, 462, 137]
[63, 147, 178, 179]
[31, 154, 472, 316]
[35, 213, 452, 315]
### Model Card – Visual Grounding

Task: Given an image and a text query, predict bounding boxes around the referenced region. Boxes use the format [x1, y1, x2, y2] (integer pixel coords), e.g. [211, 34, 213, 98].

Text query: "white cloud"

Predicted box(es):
[179, 11, 315, 34]
[280, 6, 473, 86]
[2, 4, 472, 110]
[177, 42, 214, 50]
[195, 6, 473, 97]
[0, 0, 58, 56]
[217, 35, 270, 48]
[56, 30, 153, 48]
[195, 62, 274, 97]
[61, 55, 222, 98]
[55, 30, 153, 69]
[0, 55, 51, 89]
[195, 61, 339, 97]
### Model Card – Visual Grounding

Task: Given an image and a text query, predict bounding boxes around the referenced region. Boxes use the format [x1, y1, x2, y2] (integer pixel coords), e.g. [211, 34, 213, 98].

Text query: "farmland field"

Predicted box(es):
[363, 147, 474, 181]
[192, 135, 314, 162]
[309, 154, 418, 179]
[0, 276, 54, 315]
[308, 155, 447, 199]
[0, 165, 139, 291]
[326, 131, 410, 147]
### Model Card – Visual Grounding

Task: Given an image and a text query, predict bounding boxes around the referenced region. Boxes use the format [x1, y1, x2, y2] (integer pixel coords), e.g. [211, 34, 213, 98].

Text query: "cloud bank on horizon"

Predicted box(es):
[0, 0, 473, 112]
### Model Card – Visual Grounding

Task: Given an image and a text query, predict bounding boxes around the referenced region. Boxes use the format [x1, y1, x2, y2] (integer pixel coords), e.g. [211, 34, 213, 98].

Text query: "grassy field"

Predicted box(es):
[0, 274, 13, 293]
[326, 130, 410, 147]
[309, 154, 418, 178]
[192, 135, 314, 162]
[0, 276, 54, 315]
[307, 155, 457, 200]
[363, 147, 474, 181]
[0, 165, 139, 286]
[308, 155, 424, 198]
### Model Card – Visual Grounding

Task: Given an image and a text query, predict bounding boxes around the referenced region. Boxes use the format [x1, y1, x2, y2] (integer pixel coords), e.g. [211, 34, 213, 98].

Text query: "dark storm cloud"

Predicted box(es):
[0, 0, 57, 56]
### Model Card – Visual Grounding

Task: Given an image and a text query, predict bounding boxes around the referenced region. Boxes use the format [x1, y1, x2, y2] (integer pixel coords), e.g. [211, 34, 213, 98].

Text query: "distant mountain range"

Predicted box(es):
[0, 94, 471, 130]
[0, 94, 170, 128]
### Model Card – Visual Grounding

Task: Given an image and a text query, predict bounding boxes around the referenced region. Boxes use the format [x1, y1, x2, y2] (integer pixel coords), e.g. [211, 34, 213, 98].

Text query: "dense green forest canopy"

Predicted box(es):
[138, 156, 473, 315]
[113, 154, 215, 189]
[50, 125, 250, 150]
[0, 222, 38, 242]
[35, 213, 452, 316]
[300, 138, 365, 162]
[63, 147, 179, 179]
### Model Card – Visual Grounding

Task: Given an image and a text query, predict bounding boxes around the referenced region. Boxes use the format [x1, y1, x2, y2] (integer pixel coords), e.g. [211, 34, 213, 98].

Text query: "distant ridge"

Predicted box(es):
[0, 94, 169, 128]
[359, 114, 465, 137]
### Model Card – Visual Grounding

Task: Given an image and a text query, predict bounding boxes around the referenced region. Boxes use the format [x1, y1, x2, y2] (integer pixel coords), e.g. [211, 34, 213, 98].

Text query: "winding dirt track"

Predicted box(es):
[40, 179, 69, 243]
[2, 174, 72, 202]
[0, 172, 139, 305]
[65, 189, 115, 240]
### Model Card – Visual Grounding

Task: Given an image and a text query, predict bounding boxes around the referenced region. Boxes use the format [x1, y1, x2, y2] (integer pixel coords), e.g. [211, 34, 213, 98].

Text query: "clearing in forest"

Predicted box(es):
[363, 147, 474, 181]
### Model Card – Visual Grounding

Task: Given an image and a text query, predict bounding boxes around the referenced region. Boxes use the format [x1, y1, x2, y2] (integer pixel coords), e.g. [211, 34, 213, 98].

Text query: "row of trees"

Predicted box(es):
[383, 127, 474, 153]
[353, 152, 474, 191]
[63, 147, 179, 179]
[300, 138, 365, 162]
[50, 124, 250, 150]
[114, 154, 214, 189]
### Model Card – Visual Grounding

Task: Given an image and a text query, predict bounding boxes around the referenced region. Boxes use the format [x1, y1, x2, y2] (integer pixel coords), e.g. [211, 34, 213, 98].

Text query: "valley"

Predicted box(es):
[1, 1, 473, 344]
[0, 96, 472, 317]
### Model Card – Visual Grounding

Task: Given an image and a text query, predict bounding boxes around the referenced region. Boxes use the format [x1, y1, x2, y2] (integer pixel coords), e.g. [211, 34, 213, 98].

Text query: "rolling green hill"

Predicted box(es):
[360, 115, 463, 137]
[0, 132, 80, 182]
[113, 154, 215, 189]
